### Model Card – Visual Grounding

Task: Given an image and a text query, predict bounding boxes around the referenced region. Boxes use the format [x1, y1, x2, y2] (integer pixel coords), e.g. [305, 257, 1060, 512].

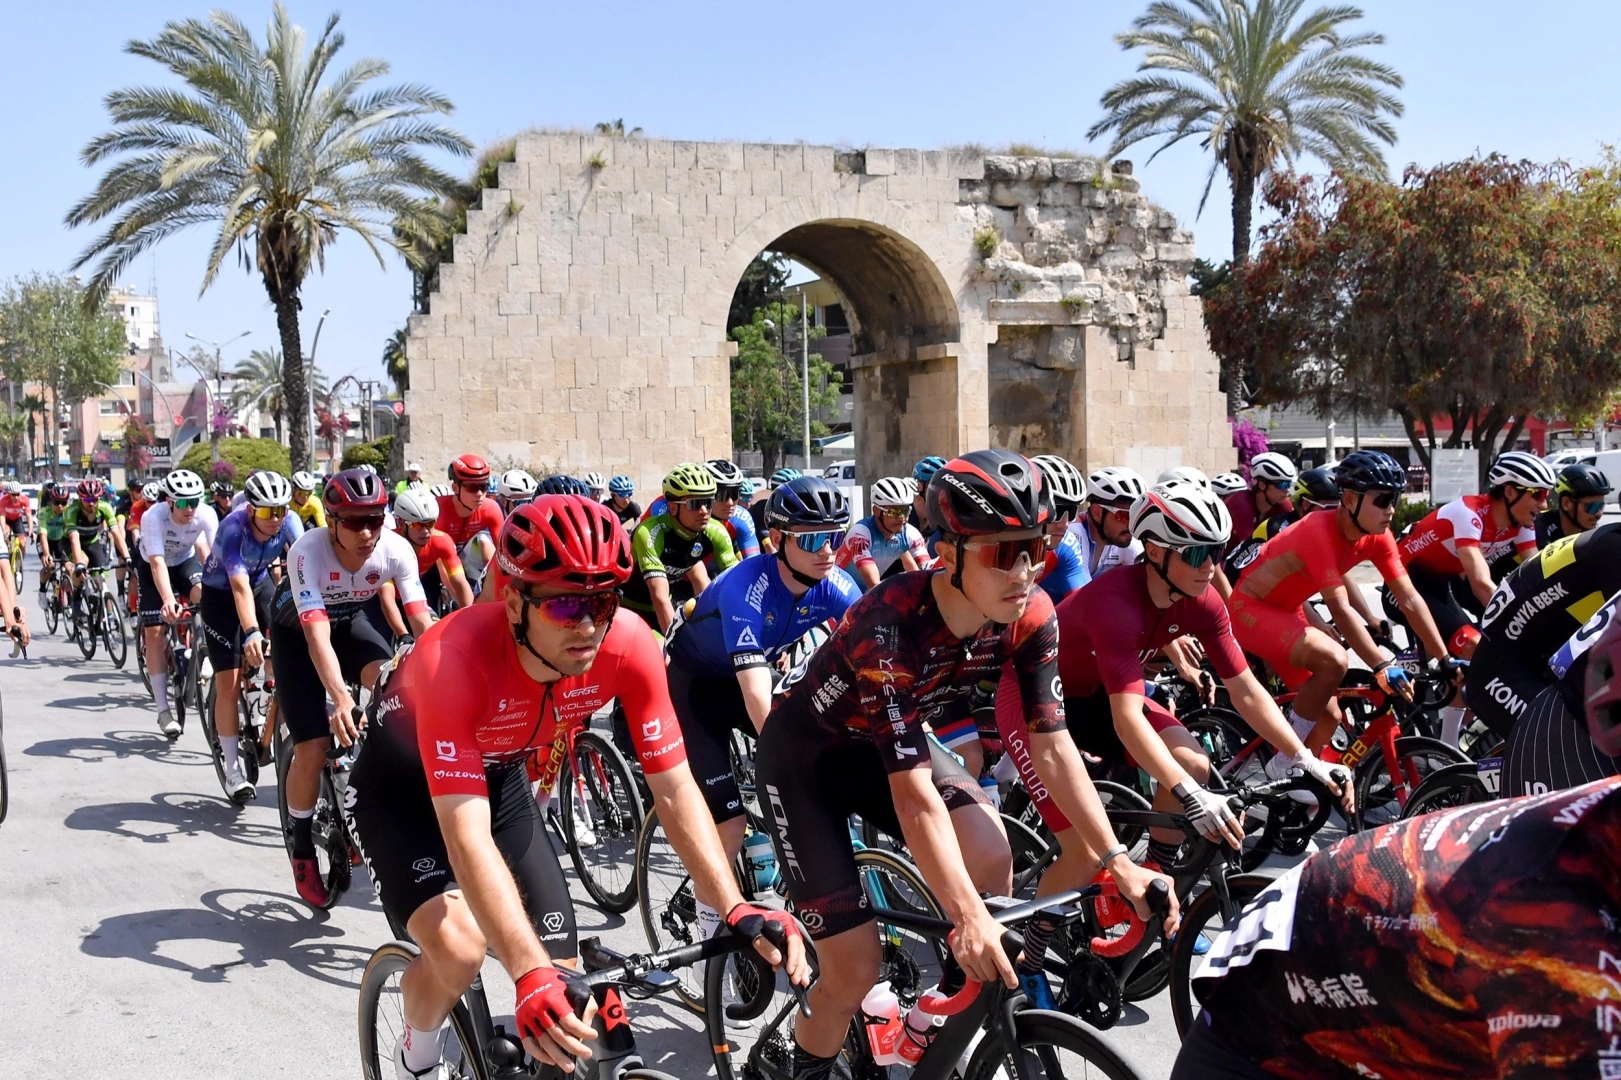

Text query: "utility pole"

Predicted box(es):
[800, 287, 811, 472]
[185, 329, 251, 464]
[306, 309, 331, 473]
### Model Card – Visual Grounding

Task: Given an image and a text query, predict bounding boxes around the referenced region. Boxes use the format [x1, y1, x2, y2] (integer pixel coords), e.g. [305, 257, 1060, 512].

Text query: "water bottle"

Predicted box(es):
[898, 986, 973, 1065]
[743, 829, 779, 894]
[978, 774, 1002, 810]
[860, 981, 905, 1065]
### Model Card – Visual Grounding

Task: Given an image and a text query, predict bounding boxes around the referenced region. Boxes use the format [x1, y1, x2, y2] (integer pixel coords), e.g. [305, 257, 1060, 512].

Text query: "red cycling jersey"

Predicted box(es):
[0, 493, 28, 522]
[1400, 494, 1536, 577]
[433, 493, 505, 547]
[1236, 507, 1406, 611]
[380, 601, 685, 798]
[399, 525, 464, 580]
[1224, 489, 1293, 555]
[1057, 562, 1247, 698]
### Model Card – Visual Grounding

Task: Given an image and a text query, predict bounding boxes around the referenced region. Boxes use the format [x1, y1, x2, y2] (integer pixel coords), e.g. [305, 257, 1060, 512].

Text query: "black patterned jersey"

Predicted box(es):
[1480, 524, 1621, 663]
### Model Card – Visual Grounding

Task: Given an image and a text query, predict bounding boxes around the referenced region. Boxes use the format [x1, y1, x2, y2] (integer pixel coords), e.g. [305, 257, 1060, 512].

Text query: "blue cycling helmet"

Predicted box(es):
[608, 475, 634, 498]
[767, 476, 850, 529]
[538, 474, 592, 497]
[1334, 451, 1406, 493]
[912, 455, 948, 485]
[769, 468, 802, 488]
[739, 477, 756, 500]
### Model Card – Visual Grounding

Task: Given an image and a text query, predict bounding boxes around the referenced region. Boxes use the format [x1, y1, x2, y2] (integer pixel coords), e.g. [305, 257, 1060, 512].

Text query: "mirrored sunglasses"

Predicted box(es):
[715, 486, 742, 502]
[172, 497, 201, 510]
[681, 497, 714, 512]
[968, 535, 1047, 572]
[524, 590, 619, 629]
[878, 506, 910, 520]
[252, 505, 288, 519]
[1521, 487, 1550, 501]
[1176, 543, 1219, 568]
[1582, 499, 1607, 515]
[336, 513, 386, 532]
[789, 529, 845, 553]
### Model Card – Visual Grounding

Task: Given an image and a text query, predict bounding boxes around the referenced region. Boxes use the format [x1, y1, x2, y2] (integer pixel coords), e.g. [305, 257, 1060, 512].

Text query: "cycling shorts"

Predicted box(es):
[667, 659, 753, 824]
[6, 516, 31, 537]
[1463, 636, 1549, 740]
[1388, 566, 1482, 657]
[1502, 682, 1621, 799]
[199, 577, 276, 672]
[47, 538, 70, 563]
[756, 713, 990, 940]
[75, 539, 113, 573]
[420, 564, 445, 612]
[346, 732, 576, 956]
[270, 597, 393, 743]
[1227, 592, 1314, 688]
[1169, 1014, 1269, 1080]
[135, 557, 204, 628]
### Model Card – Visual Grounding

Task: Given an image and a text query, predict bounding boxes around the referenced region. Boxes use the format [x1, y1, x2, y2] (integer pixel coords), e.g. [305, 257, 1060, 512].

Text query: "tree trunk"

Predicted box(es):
[1397, 407, 1431, 473]
[1231, 163, 1256, 267]
[46, 383, 62, 482]
[272, 293, 309, 471]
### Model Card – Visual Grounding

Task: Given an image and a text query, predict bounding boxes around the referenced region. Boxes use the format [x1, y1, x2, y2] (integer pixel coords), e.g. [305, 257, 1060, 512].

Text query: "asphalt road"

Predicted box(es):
[0, 550, 1186, 1080]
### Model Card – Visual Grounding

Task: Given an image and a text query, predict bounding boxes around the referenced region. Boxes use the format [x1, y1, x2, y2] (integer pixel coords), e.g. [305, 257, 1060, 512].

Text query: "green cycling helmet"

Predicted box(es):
[663, 462, 717, 500]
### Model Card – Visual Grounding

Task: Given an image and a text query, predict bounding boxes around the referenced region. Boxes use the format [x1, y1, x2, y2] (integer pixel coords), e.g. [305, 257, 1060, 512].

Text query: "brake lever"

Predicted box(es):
[8, 607, 23, 659]
[759, 916, 813, 1018]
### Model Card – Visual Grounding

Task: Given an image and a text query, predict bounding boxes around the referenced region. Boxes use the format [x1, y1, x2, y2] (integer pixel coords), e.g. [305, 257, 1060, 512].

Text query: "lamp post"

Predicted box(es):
[798, 286, 811, 472]
[184, 329, 252, 463]
[306, 309, 332, 472]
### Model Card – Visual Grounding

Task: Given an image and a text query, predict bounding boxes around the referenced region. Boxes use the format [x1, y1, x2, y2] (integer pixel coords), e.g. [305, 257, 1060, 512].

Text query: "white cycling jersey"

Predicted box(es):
[287, 526, 425, 624]
[138, 502, 220, 564]
[1068, 519, 1143, 579]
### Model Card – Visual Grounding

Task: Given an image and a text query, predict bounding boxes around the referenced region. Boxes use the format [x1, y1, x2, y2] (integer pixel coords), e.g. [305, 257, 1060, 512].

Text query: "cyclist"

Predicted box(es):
[1468, 523, 1621, 739]
[1230, 451, 1454, 752]
[1394, 450, 1553, 660]
[138, 470, 218, 738]
[908, 454, 948, 537]
[394, 461, 425, 496]
[1222, 451, 1297, 558]
[1176, 673, 1621, 1080]
[645, 460, 761, 559]
[1210, 471, 1247, 498]
[1535, 462, 1612, 548]
[834, 476, 930, 590]
[344, 496, 807, 1078]
[290, 471, 327, 530]
[36, 482, 70, 595]
[624, 463, 737, 634]
[1, 479, 34, 548]
[198, 471, 301, 802]
[273, 468, 432, 907]
[207, 480, 235, 520]
[758, 450, 1062, 1080]
[1158, 465, 1212, 488]
[583, 470, 608, 503]
[751, 467, 802, 549]
[1029, 454, 1090, 604]
[434, 455, 503, 593]
[1073, 465, 1145, 578]
[63, 478, 131, 631]
[111, 476, 144, 595]
[494, 469, 538, 515]
[605, 475, 639, 525]
[388, 487, 474, 617]
[1222, 467, 1341, 581]
[0, 541, 27, 649]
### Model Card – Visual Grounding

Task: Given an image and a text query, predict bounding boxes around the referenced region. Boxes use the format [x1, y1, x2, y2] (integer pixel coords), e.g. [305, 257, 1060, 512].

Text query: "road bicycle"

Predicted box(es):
[531, 718, 644, 914]
[42, 561, 75, 639]
[69, 562, 129, 667]
[6, 531, 22, 577]
[135, 603, 206, 735]
[202, 656, 277, 804]
[275, 703, 363, 909]
[357, 921, 797, 1080]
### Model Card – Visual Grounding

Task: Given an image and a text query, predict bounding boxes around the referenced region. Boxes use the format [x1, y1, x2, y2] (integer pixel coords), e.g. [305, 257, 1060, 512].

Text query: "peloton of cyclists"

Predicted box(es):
[834, 475, 932, 590]
[137, 470, 219, 739]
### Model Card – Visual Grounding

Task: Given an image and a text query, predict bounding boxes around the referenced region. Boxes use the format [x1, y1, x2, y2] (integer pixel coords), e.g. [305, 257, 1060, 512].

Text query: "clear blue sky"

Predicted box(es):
[5, 0, 1618, 388]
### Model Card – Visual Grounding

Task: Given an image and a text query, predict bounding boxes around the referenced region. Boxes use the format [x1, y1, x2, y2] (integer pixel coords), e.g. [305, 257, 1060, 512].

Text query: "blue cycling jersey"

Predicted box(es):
[1037, 527, 1091, 604]
[666, 552, 861, 677]
[200, 506, 303, 590]
[643, 497, 760, 558]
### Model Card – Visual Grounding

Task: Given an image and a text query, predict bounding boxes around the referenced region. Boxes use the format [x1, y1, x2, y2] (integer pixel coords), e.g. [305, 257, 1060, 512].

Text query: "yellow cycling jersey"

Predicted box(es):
[292, 497, 327, 529]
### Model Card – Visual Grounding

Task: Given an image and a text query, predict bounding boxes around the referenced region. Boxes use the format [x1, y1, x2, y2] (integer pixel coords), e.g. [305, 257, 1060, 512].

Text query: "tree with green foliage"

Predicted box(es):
[729, 302, 842, 473]
[341, 435, 393, 473]
[230, 347, 322, 444]
[1090, 0, 1403, 267]
[728, 253, 791, 333]
[382, 327, 409, 395]
[393, 138, 516, 313]
[179, 436, 291, 480]
[66, 3, 471, 472]
[0, 273, 128, 480]
[594, 119, 643, 137]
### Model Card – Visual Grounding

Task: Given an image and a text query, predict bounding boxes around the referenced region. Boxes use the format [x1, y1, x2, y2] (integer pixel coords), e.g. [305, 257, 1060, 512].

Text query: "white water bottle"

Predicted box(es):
[860, 981, 904, 1065]
[898, 988, 958, 1065]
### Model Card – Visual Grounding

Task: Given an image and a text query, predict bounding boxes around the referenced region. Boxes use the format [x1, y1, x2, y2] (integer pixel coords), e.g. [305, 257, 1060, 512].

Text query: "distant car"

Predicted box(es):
[1545, 448, 1598, 468]
[824, 461, 856, 483]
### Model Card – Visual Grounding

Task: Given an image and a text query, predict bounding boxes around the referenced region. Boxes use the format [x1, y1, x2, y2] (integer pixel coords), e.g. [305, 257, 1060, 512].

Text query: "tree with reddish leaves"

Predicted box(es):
[1205, 155, 1621, 486]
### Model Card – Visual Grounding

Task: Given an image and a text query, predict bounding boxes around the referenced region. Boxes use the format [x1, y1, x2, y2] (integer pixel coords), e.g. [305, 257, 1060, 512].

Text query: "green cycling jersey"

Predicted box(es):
[622, 513, 738, 614]
[39, 504, 68, 542]
[62, 499, 117, 542]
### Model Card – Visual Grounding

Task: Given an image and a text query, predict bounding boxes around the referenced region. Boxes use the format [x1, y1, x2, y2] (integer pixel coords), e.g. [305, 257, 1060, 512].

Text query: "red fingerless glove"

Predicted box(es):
[514, 966, 579, 1042]
[726, 902, 802, 945]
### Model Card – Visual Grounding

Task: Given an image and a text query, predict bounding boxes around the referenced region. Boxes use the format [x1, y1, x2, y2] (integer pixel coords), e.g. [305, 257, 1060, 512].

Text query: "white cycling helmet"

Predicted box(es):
[870, 476, 919, 508]
[4, 481, 19, 496]
[141, 482, 163, 502]
[291, 470, 320, 492]
[583, 471, 609, 494]
[497, 469, 539, 499]
[1488, 451, 1557, 492]
[163, 469, 205, 500]
[243, 471, 292, 508]
[429, 482, 453, 498]
[705, 459, 746, 487]
[1247, 452, 1298, 486]
[1030, 455, 1086, 509]
[1086, 466, 1146, 508]
[1130, 480, 1233, 548]
[394, 487, 441, 526]
[1156, 466, 1212, 490]
[1211, 471, 1248, 497]
[405, 461, 424, 474]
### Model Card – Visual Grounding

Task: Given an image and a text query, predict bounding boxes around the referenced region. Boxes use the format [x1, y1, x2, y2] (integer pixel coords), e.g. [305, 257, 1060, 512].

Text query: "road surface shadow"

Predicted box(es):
[62, 670, 142, 685]
[65, 791, 284, 848]
[81, 888, 371, 987]
[46, 693, 153, 712]
[24, 729, 211, 766]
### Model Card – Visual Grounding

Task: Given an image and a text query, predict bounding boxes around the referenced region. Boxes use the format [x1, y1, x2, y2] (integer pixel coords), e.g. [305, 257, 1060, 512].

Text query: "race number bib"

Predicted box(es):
[1194, 861, 1305, 983]
[1549, 590, 1621, 679]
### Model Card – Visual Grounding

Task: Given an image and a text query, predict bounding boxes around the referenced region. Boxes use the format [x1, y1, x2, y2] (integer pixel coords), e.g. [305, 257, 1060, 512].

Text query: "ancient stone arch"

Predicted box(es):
[402, 134, 1233, 491]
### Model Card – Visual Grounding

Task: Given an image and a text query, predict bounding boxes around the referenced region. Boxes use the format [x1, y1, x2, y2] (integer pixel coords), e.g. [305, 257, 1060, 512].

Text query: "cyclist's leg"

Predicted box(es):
[1463, 637, 1547, 741]
[489, 760, 578, 960]
[270, 615, 334, 856]
[135, 560, 172, 713]
[341, 598, 397, 698]
[1170, 1014, 1271, 1080]
[925, 739, 1012, 894]
[666, 661, 751, 856]
[201, 583, 249, 758]
[1233, 592, 1344, 750]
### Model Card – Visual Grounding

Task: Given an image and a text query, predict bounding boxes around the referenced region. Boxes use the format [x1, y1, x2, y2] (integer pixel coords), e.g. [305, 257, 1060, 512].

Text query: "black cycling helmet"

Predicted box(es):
[1557, 463, 1613, 501]
[537, 474, 592, 497]
[1334, 450, 1406, 493]
[927, 450, 1050, 537]
[766, 475, 849, 529]
[1292, 467, 1341, 506]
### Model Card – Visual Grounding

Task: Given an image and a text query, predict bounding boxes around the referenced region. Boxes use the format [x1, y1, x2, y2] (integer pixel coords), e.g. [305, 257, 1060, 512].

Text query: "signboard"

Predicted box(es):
[1431, 448, 1479, 503]
[391, 401, 405, 417]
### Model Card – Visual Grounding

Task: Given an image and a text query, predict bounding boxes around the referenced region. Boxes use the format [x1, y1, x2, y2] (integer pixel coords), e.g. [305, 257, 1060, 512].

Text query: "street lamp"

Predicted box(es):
[306, 309, 332, 472]
[184, 329, 252, 462]
[798, 286, 811, 472]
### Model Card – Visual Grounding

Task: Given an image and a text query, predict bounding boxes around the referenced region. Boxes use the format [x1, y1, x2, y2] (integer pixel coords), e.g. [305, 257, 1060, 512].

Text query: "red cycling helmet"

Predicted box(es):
[497, 495, 632, 591]
[322, 468, 389, 513]
[77, 478, 103, 501]
[1585, 615, 1621, 757]
[925, 449, 1051, 536]
[449, 454, 491, 486]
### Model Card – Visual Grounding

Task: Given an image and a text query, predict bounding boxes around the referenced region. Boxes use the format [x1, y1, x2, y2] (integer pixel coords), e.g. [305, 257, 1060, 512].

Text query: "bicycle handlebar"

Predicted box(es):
[7, 607, 24, 659]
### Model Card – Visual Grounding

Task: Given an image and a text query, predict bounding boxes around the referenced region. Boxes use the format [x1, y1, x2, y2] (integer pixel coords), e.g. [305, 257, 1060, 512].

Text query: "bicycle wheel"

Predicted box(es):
[169, 628, 188, 730]
[634, 807, 707, 1013]
[1353, 735, 1469, 831]
[1006, 812, 1055, 899]
[560, 729, 643, 913]
[135, 627, 152, 697]
[357, 940, 487, 1080]
[1, 694, 9, 826]
[202, 675, 228, 799]
[1168, 873, 1273, 1039]
[76, 590, 97, 660]
[43, 581, 59, 636]
[101, 591, 128, 668]
[236, 678, 262, 787]
[1398, 762, 1490, 820]
[187, 618, 210, 731]
[272, 723, 348, 905]
[964, 1008, 1146, 1080]
[1181, 707, 1254, 772]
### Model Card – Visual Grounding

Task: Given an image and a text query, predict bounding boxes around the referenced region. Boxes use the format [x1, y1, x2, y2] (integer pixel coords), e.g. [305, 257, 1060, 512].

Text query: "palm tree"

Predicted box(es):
[1088, 0, 1403, 265]
[65, 4, 471, 469]
[16, 394, 45, 477]
[231, 347, 326, 443]
[382, 327, 408, 396]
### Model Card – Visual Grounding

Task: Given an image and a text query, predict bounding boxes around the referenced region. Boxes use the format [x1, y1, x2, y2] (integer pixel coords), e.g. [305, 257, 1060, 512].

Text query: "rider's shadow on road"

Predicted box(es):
[65, 791, 284, 848]
[25, 729, 211, 766]
[61, 670, 141, 684]
[46, 693, 154, 711]
[81, 888, 371, 988]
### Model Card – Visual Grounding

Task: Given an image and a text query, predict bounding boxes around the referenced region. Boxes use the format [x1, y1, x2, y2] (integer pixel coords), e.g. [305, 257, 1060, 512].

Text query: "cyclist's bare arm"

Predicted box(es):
[648, 575, 676, 635]
[67, 530, 86, 566]
[1211, 564, 1233, 603]
[1340, 572, 1383, 631]
[1386, 573, 1453, 660]
[377, 580, 409, 638]
[736, 666, 774, 733]
[299, 619, 362, 742]
[687, 560, 712, 596]
[444, 562, 475, 609]
[899, 551, 920, 573]
[228, 572, 267, 666]
[1458, 544, 1496, 606]
[1108, 692, 1198, 792]
[1224, 667, 1354, 812]
[856, 561, 881, 590]
[1320, 586, 1389, 672]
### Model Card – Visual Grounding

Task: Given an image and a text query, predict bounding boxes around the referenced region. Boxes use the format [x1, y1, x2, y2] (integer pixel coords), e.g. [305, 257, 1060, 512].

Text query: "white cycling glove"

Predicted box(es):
[1173, 780, 1240, 843]
[1291, 747, 1349, 793]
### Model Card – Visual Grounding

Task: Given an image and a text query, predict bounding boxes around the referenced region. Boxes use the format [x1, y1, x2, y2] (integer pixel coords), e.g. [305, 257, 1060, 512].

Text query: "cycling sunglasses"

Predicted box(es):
[877, 506, 910, 520]
[523, 589, 619, 629]
[1519, 486, 1550, 501]
[967, 534, 1048, 572]
[1176, 543, 1220, 568]
[172, 497, 201, 510]
[458, 481, 489, 494]
[252, 505, 288, 520]
[335, 513, 386, 532]
[680, 497, 714, 512]
[1362, 490, 1400, 510]
[715, 485, 742, 502]
[1581, 498, 1608, 516]
[787, 528, 845, 553]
